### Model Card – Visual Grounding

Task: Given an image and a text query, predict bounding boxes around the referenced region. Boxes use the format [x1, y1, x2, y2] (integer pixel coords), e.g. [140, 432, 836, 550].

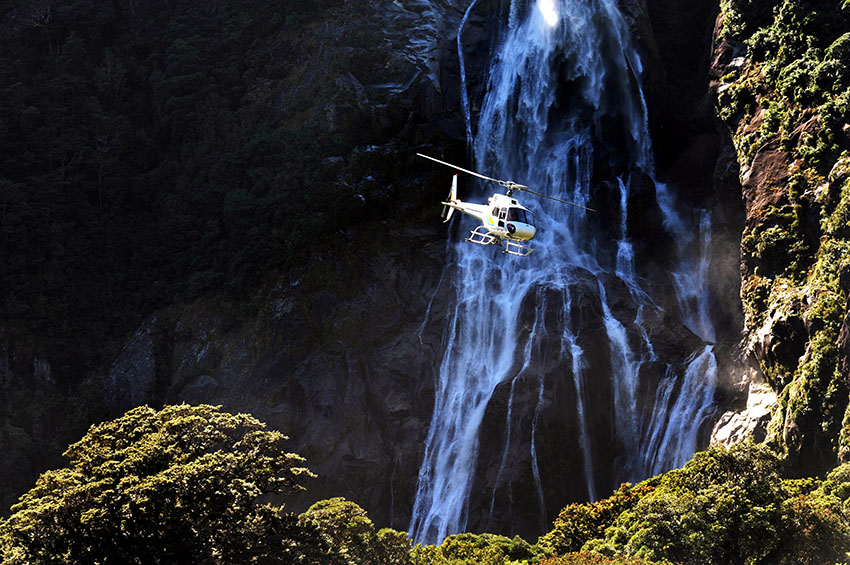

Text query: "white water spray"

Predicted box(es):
[410, 0, 718, 544]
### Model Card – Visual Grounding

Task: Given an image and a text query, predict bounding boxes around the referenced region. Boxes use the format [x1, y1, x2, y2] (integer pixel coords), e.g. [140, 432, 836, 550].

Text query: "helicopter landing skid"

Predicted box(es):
[503, 239, 533, 257]
[465, 226, 533, 257]
[465, 226, 499, 246]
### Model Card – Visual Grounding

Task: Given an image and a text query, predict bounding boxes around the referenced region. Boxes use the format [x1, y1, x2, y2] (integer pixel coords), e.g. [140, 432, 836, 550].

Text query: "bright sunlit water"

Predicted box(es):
[410, 0, 718, 545]
[537, 0, 559, 26]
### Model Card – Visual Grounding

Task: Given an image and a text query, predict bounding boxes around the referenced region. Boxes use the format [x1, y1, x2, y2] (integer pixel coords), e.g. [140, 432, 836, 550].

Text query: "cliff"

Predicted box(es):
[711, 0, 850, 475]
[1, 0, 737, 534]
[0, 0, 466, 517]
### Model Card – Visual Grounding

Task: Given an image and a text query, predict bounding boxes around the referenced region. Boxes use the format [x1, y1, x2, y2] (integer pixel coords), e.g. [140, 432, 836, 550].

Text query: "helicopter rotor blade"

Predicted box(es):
[515, 186, 597, 212]
[416, 153, 525, 189]
[417, 152, 595, 212]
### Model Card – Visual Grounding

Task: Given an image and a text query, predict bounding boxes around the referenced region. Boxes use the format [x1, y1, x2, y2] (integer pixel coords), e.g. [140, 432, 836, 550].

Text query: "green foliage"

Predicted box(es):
[536, 553, 663, 565]
[720, 0, 779, 40]
[410, 532, 545, 564]
[0, 404, 319, 564]
[539, 482, 657, 555]
[717, 0, 850, 473]
[818, 463, 850, 512]
[0, 376, 107, 516]
[6, 418, 850, 565]
[593, 443, 850, 565]
[823, 177, 850, 238]
[719, 0, 850, 168]
[298, 497, 412, 564]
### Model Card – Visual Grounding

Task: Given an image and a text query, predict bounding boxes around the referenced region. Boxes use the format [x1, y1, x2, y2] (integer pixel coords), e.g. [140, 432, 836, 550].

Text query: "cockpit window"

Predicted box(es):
[507, 208, 529, 224]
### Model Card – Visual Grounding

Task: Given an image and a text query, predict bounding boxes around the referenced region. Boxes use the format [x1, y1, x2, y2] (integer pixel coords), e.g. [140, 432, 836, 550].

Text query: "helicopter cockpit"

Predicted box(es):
[506, 207, 532, 225]
[488, 196, 536, 242]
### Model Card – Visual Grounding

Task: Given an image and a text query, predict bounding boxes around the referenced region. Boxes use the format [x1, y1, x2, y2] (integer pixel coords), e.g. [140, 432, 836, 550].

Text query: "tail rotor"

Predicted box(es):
[441, 174, 458, 223]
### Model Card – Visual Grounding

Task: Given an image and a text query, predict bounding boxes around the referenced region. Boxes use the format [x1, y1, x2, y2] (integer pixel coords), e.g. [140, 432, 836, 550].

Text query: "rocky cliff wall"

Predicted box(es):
[0, 0, 468, 519]
[711, 0, 850, 475]
[99, 223, 451, 528]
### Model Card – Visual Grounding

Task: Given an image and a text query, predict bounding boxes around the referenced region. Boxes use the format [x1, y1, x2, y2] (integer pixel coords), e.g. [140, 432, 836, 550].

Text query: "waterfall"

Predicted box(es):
[410, 0, 717, 544]
[458, 0, 480, 148]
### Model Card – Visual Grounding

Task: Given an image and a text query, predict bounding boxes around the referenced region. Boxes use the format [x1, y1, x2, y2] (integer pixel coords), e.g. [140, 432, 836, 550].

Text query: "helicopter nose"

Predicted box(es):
[508, 223, 536, 241]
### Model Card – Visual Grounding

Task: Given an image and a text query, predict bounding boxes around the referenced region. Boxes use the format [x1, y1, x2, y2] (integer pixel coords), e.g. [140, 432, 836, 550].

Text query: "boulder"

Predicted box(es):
[711, 379, 777, 445]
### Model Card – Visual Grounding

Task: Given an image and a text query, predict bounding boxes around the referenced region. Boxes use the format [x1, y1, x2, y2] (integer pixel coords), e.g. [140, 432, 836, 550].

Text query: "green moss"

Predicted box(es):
[717, 78, 758, 123]
[718, 0, 850, 471]
[808, 239, 850, 294]
[822, 179, 850, 237]
[720, 0, 779, 40]
[765, 384, 792, 450]
[742, 274, 772, 330]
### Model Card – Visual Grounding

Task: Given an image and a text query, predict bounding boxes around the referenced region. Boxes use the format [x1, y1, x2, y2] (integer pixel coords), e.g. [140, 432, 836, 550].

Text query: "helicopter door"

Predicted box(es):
[498, 208, 506, 227]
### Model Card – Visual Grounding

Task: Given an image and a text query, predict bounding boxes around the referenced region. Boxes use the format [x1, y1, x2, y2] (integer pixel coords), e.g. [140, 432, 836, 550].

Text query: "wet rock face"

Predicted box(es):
[102, 225, 449, 528]
[711, 378, 777, 445]
[469, 270, 616, 538]
[105, 319, 157, 414]
[640, 0, 722, 205]
[712, 1, 850, 474]
[468, 267, 709, 540]
[459, 0, 742, 540]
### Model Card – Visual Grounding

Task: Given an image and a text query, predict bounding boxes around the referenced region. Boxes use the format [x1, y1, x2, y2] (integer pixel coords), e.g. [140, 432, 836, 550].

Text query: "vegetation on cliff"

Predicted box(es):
[3, 406, 849, 564]
[715, 0, 850, 473]
[0, 0, 438, 515]
[0, 0, 420, 373]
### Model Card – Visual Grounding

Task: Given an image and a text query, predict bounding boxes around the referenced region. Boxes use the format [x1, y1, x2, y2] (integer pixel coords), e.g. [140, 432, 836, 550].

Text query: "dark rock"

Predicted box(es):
[740, 141, 793, 225]
[100, 224, 449, 530]
[625, 168, 676, 271]
[642, 0, 721, 202]
[106, 319, 157, 413]
[0, 0, 751, 541]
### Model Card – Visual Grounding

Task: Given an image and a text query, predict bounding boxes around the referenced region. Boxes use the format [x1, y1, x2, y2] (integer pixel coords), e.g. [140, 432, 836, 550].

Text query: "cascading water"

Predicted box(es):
[410, 0, 718, 544]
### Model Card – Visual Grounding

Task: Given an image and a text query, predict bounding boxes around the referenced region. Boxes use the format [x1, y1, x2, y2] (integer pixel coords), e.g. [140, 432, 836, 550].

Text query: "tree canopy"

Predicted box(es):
[542, 442, 850, 565]
[3, 409, 850, 564]
[0, 403, 317, 563]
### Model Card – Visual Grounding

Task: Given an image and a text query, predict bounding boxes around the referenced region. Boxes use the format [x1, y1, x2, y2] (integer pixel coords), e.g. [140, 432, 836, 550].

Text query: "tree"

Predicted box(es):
[539, 482, 657, 556]
[410, 532, 544, 564]
[298, 497, 412, 564]
[0, 404, 318, 564]
[597, 443, 850, 565]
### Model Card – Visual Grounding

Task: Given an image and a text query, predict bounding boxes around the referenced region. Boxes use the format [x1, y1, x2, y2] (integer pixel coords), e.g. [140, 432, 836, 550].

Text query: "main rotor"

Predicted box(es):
[416, 153, 595, 212]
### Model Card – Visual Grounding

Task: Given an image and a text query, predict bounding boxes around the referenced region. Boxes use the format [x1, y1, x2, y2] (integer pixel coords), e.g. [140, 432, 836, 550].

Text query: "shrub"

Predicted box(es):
[298, 497, 412, 564]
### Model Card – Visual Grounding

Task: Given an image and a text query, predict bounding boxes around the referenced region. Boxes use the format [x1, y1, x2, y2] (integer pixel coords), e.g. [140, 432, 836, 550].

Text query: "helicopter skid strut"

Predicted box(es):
[503, 239, 534, 257]
[465, 226, 533, 257]
[465, 225, 499, 246]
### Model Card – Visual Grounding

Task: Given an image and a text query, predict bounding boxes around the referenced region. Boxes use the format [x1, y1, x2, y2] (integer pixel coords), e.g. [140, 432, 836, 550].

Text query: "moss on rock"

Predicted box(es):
[715, 0, 850, 473]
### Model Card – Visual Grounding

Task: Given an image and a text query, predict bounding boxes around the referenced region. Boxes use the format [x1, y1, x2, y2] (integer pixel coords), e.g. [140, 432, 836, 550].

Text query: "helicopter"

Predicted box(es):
[417, 153, 595, 256]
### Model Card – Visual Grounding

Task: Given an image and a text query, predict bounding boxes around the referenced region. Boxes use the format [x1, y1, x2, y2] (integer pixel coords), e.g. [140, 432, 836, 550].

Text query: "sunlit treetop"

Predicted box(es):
[0, 404, 317, 564]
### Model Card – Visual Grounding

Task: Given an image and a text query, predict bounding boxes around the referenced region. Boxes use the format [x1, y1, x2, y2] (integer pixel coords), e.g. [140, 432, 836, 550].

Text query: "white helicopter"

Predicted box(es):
[418, 153, 595, 256]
